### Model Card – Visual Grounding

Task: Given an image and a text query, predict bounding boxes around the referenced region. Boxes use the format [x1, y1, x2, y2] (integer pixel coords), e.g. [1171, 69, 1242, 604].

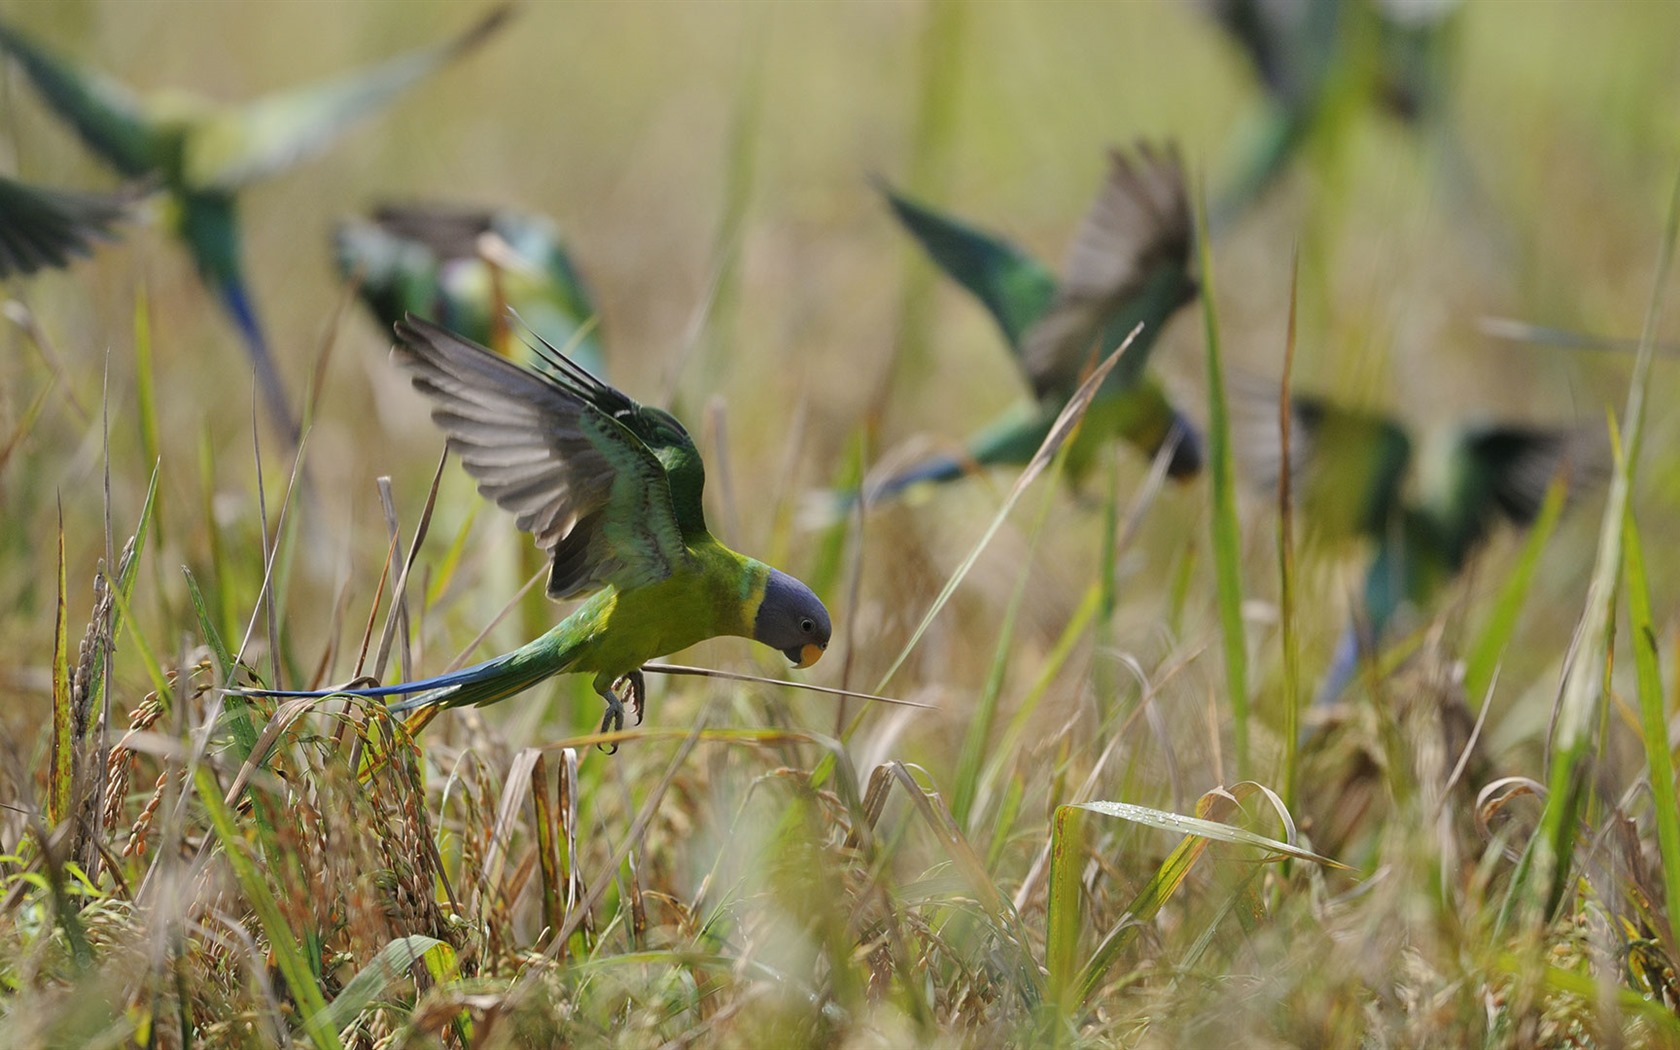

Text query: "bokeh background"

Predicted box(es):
[6, 0, 1677, 742]
[4, 1, 1680, 1041]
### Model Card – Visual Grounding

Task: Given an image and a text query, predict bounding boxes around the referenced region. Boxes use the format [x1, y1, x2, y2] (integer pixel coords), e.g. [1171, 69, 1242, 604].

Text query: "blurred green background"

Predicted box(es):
[7, 2, 1680, 1043]
[3, 0, 1679, 755]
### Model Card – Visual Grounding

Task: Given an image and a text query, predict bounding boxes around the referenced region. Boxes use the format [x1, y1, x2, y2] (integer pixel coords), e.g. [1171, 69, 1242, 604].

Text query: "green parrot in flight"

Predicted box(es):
[0, 172, 137, 277]
[863, 141, 1201, 505]
[244, 316, 831, 735]
[1204, 0, 1461, 228]
[0, 5, 512, 440]
[335, 202, 607, 381]
[1245, 391, 1602, 704]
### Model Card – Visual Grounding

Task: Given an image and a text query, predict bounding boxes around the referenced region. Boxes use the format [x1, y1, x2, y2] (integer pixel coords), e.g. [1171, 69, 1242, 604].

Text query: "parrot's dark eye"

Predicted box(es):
[800, 617, 815, 634]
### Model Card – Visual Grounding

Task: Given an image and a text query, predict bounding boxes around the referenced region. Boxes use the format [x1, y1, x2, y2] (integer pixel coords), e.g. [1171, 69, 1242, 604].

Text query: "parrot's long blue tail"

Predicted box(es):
[865, 453, 970, 504]
[818, 453, 972, 521]
[230, 632, 579, 713]
[1313, 622, 1364, 710]
[219, 280, 300, 446]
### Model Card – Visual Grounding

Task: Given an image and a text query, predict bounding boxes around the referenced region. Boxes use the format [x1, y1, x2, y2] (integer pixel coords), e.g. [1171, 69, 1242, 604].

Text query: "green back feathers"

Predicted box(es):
[1247, 388, 1604, 633]
[336, 203, 607, 380]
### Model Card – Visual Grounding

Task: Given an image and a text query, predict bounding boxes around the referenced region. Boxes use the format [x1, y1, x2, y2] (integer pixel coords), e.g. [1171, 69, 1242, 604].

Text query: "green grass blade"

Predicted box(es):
[198, 422, 245, 649]
[1537, 164, 1680, 915]
[1493, 952, 1680, 1037]
[952, 476, 1056, 831]
[982, 582, 1102, 795]
[808, 435, 867, 603]
[1078, 830, 1207, 1004]
[1067, 784, 1340, 1007]
[1277, 249, 1302, 805]
[193, 763, 341, 1050]
[887, 762, 1041, 1003]
[316, 934, 444, 1036]
[1622, 487, 1680, 956]
[422, 503, 479, 610]
[49, 503, 71, 827]
[873, 330, 1137, 693]
[1463, 473, 1567, 706]
[1045, 804, 1087, 1017]
[1069, 798, 1343, 868]
[133, 284, 161, 533]
[663, 7, 765, 408]
[986, 772, 1025, 870]
[1194, 190, 1250, 779]
[183, 567, 235, 681]
[105, 576, 170, 699]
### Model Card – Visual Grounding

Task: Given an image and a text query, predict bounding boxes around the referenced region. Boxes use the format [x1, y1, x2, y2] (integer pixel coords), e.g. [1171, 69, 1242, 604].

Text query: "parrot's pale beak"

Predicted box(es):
[785, 643, 825, 669]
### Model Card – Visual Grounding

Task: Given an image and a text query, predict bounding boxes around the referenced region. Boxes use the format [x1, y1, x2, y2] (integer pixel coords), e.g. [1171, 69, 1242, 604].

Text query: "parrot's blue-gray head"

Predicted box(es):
[754, 568, 831, 669]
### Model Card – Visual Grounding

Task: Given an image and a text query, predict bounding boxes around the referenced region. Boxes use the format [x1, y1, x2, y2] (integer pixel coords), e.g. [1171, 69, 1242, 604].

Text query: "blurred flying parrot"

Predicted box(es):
[863, 141, 1201, 505]
[0, 5, 512, 440]
[241, 316, 831, 735]
[1245, 391, 1603, 704]
[334, 203, 607, 380]
[0, 172, 139, 277]
[1205, 0, 1462, 228]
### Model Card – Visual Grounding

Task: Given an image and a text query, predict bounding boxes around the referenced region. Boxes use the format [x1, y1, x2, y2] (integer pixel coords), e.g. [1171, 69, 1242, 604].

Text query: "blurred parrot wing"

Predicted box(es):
[369, 202, 498, 258]
[878, 178, 1057, 353]
[0, 20, 162, 177]
[1021, 142, 1194, 400]
[0, 175, 136, 277]
[391, 315, 696, 600]
[1234, 379, 1413, 543]
[1437, 424, 1606, 554]
[185, 4, 513, 190]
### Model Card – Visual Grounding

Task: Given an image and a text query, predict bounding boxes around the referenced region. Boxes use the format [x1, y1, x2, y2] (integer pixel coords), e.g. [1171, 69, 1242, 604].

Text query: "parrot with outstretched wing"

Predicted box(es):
[239, 316, 831, 737]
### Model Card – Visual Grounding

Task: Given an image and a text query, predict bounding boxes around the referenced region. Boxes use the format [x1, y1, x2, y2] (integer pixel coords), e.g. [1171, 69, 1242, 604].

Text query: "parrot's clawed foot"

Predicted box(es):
[595, 671, 647, 753]
[597, 693, 624, 753]
[623, 669, 646, 726]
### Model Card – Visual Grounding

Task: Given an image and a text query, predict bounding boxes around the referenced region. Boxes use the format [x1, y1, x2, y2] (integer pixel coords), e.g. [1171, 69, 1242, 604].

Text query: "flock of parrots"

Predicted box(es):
[1, 2, 1601, 739]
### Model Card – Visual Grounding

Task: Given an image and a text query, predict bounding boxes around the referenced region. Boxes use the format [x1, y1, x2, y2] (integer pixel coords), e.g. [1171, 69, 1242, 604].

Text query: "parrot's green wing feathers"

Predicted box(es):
[0, 174, 135, 277]
[187, 4, 512, 189]
[1021, 142, 1196, 401]
[879, 180, 1057, 353]
[0, 20, 161, 177]
[391, 316, 694, 600]
[1435, 424, 1603, 561]
[1289, 396, 1412, 542]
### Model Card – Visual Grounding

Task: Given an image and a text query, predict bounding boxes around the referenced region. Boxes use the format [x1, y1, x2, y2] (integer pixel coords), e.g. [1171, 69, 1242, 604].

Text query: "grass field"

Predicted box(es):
[4, 1, 1680, 1045]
